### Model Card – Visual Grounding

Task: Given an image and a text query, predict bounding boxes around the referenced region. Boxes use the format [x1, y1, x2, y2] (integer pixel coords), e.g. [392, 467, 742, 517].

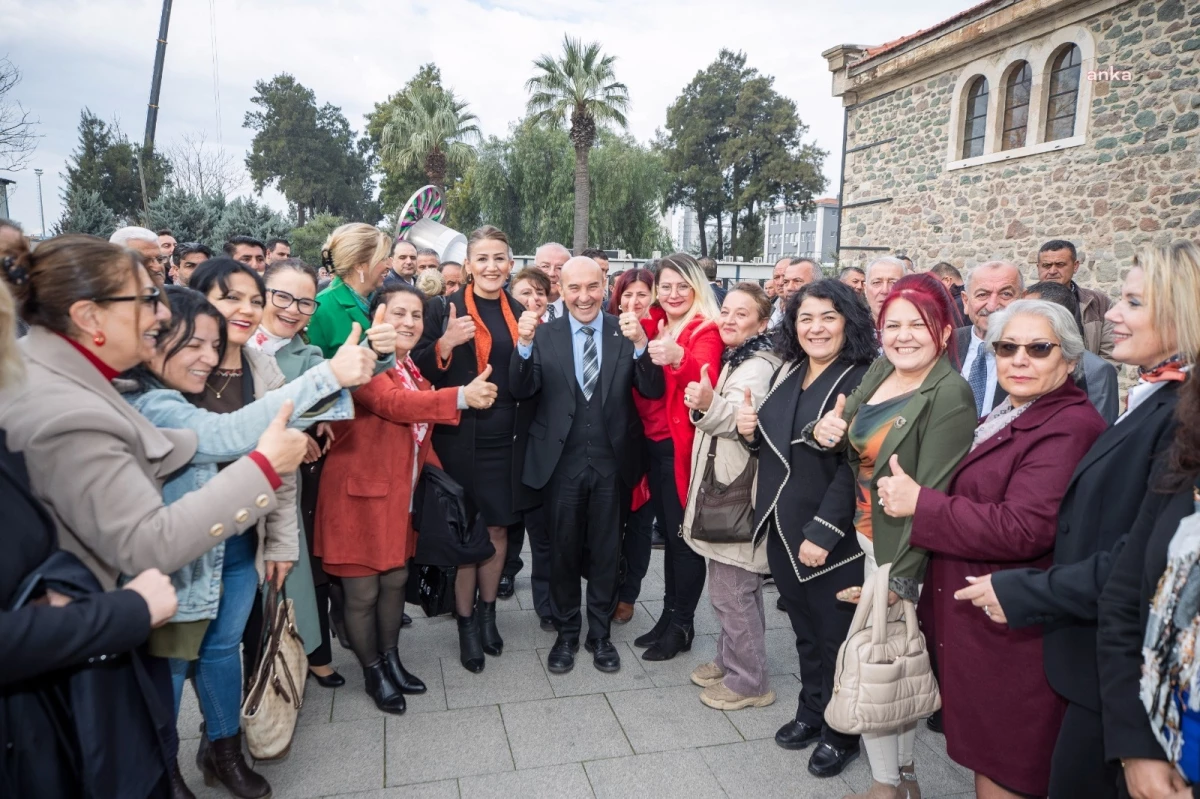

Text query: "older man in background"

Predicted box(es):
[838, 266, 866, 299]
[440, 261, 464, 296]
[767, 257, 792, 327]
[415, 247, 441, 273]
[535, 242, 571, 321]
[954, 260, 1024, 417]
[863, 256, 906, 323]
[111, 226, 167, 283]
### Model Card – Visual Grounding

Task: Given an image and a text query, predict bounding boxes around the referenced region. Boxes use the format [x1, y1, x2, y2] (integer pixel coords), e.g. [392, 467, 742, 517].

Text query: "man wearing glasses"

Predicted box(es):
[111, 226, 168, 285]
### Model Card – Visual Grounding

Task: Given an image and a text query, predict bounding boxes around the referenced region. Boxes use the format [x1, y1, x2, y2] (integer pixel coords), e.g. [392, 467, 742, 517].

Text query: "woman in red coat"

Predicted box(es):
[629, 253, 724, 661]
[316, 282, 495, 715]
[875, 300, 1106, 799]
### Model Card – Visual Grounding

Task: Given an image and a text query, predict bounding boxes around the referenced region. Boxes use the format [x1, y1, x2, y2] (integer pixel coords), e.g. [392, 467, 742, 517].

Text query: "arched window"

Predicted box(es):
[1045, 45, 1082, 141]
[1002, 62, 1032, 150]
[962, 76, 989, 159]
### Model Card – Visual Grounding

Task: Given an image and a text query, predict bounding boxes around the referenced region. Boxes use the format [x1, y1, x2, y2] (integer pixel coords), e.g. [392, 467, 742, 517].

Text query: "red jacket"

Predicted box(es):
[634, 307, 671, 442]
[655, 314, 724, 500]
[314, 368, 461, 576]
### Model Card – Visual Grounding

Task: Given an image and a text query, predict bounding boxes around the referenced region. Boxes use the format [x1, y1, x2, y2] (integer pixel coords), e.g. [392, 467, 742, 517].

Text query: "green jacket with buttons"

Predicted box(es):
[306, 278, 370, 359]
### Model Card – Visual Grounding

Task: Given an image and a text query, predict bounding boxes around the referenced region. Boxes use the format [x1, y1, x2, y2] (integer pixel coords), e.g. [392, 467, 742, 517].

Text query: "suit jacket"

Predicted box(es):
[0, 328, 279, 590]
[992, 379, 1183, 711]
[953, 325, 1007, 411]
[1080, 350, 1119, 424]
[509, 312, 664, 490]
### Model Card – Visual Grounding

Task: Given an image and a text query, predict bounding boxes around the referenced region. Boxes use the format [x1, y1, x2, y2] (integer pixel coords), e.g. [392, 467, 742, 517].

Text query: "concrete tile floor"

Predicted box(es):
[176, 548, 974, 798]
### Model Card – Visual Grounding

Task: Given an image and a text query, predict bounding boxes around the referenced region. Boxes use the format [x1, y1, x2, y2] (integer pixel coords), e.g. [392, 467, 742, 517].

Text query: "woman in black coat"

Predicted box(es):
[737, 279, 876, 780]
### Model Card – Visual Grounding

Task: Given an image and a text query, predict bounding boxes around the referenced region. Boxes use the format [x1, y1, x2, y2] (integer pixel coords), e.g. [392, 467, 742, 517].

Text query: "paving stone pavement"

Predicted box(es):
[176, 547, 974, 798]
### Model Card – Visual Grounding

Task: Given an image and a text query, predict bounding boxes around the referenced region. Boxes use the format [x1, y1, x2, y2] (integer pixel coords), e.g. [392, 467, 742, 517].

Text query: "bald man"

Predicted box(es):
[511, 257, 665, 675]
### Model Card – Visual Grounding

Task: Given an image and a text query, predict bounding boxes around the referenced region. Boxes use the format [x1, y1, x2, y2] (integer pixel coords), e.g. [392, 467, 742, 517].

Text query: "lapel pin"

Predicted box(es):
[895, 417, 907, 429]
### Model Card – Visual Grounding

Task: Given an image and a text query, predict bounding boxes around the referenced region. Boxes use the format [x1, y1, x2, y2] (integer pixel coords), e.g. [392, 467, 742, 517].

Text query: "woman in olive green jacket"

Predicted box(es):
[811, 273, 976, 799]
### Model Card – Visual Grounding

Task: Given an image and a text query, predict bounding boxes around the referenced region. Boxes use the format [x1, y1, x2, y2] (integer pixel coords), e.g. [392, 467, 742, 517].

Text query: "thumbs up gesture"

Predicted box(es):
[364, 304, 398, 356]
[439, 302, 477, 358]
[254, 400, 309, 475]
[517, 309, 540, 347]
[329, 321, 378, 387]
[463, 363, 498, 409]
[876, 454, 920, 518]
[647, 319, 683, 368]
[736, 386, 759, 440]
[812, 393, 849, 450]
[618, 301, 648, 348]
[683, 363, 716, 412]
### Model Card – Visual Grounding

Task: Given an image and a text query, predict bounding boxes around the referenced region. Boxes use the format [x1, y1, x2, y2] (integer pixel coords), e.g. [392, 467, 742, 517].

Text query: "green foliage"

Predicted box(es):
[588, 132, 672, 256]
[211, 196, 292, 245]
[52, 188, 117, 237]
[60, 108, 170, 224]
[244, 74, 377, 226]
[147, 190, 226, 244]
[288, 213, 345, 267]
[379, 84, 479, 190]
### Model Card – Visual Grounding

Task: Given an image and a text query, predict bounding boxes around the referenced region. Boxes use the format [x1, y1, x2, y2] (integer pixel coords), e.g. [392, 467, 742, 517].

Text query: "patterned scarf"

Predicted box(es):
[970, 396, 1035, 452]
[247, 326, 291, 357]
[1128, 356, 1189, 416]
[463, 288, 519, 375]
[393, 357, 429, 446]
[723, 333, 774, 371]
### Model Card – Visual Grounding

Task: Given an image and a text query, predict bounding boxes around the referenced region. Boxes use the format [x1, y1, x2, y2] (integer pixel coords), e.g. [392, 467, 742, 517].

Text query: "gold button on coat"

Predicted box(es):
[255, 494, 270, 508]
[235, 509, 251, 524]
[209, 523, 225, 537]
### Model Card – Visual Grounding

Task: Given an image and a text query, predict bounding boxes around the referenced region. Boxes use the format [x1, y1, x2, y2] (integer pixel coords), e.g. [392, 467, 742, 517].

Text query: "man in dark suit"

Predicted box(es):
[510, 256, 665, 674]
[954, 260, 1022, 417]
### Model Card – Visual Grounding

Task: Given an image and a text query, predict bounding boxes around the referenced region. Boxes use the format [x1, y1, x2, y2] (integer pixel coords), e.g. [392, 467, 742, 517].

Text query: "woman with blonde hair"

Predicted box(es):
[307, 223, 395, 358]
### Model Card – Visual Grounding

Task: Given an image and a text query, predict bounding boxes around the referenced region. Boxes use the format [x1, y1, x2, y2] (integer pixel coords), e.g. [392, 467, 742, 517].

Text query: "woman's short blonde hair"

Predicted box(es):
[0, 279, 23, 389]
[415, 268, 444, 298]
[321, 223, 391, 280]
[1136, 240, 1200, 364]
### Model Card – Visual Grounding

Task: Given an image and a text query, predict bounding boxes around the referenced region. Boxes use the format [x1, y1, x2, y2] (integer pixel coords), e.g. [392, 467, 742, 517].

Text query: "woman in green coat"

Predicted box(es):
[306, 223, 396, 359]
[811, 273, 976, 799]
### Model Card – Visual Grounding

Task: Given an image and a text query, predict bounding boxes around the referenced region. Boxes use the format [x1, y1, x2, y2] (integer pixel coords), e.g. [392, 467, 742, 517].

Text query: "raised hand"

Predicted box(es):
[647, 320, 683, 368]
[517, 309, 540, 347]
[329, 321, 378, 387]
[683, 364, 716, 412]
[877, 454, 920, 518]
[365, 303, 397, 356]
[255, 400, 308, 475]
[464, 364, 498, 409]
[813, 393, 848, 449]
[736, 387, 758, 440]
[439, 303, 476, 357]
[618, 301, 648, 347]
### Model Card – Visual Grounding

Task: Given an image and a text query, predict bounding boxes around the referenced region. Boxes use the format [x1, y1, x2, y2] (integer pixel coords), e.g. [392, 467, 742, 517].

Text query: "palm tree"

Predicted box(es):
[380, 85, 481, 191]
[526, 35, 630, 254]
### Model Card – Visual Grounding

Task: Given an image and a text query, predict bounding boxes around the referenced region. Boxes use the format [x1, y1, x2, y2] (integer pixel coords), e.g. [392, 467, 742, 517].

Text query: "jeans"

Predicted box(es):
[708, 560, 768, 696]
[170, 530, 260, 741]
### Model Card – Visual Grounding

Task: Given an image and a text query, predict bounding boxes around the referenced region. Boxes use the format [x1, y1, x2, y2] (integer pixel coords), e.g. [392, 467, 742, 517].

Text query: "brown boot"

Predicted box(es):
[169, 757, 196, 799]
[899, 763, 921, 799]
[200, 731, 271, 798]
[842, 781, 903, 799]
[612, 601, 635, 624]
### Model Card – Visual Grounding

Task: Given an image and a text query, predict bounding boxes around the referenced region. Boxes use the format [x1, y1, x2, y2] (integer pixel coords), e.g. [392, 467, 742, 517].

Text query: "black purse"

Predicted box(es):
[691, 436, 756, 543]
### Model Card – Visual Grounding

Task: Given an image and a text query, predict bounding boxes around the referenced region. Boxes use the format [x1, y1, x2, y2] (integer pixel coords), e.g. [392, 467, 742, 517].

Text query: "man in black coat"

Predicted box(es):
[510, 257, 664, 674]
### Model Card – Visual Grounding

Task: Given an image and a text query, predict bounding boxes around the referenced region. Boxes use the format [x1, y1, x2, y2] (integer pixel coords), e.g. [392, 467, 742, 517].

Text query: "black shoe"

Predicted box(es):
[199, 731, 271, 797]
[651, 522, 666, 549]
[309, 668, 346, 688]
[774, 719, 822, 750]
[926, 709, 943, 734]
[585, 637, 621, 672]
[497, 574, 515, 599]
[641, 621, 693, 661]
[401, 612, 412, 627]
[776, 595, 787, 612]
[457, 613, 485, 673]
[169, 757, 196, 799]
[381, 647, 426, 695]
[477, 600, 504, 656]
[806, 742, 859, 778]
[633, 605, 674, 648]
[362, 661, 406, 715]
[539, 615, 556, 632]
[547, 636, 579, 674]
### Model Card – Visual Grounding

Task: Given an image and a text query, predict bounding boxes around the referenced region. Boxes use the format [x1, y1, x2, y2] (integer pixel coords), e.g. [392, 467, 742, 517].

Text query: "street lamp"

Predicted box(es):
[33, 168, 45, 238]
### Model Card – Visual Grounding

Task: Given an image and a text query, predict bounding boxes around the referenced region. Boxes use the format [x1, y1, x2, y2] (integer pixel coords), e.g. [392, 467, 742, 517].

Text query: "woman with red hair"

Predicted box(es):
[812, 273, 977, 799]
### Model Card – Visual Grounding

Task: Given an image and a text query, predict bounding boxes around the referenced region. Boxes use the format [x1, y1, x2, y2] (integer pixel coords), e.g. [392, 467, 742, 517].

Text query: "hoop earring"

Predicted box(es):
[93, 331, 106, 347]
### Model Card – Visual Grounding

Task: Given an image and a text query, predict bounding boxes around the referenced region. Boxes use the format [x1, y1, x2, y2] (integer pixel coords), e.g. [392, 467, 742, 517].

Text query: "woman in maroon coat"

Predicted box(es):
[875, 300, 1106, 798]
[316, 282, 496, 715]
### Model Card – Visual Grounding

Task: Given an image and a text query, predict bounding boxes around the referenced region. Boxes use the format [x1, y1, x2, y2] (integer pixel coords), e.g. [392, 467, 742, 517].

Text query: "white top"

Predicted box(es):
[959, 328, 997, 413]
[540, 297, 565, 323]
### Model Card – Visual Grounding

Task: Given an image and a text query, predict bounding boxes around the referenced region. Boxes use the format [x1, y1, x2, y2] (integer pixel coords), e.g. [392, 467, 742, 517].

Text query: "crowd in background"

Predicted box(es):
[2, 210, 1199, 799]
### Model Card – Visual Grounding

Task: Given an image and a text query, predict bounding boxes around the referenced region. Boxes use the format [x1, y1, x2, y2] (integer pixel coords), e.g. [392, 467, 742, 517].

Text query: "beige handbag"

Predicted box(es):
[824, 563, 941, 735]
[241, 585, 307, 760]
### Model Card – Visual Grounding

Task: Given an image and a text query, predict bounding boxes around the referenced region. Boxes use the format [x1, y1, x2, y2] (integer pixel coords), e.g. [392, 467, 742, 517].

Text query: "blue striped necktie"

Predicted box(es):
[580, 326, 598, 400]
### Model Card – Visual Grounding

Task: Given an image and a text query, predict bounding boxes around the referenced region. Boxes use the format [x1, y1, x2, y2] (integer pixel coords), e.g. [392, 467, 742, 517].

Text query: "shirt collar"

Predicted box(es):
[568, 312, 600, 336]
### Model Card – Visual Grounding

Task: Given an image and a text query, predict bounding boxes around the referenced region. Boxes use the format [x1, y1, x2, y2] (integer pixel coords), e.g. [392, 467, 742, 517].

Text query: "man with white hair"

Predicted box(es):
[954, 260, 1024, 417]
[534, 242, 570, 322]
[110, 226, 166, 283]
[864, 256, 906, 323]
[767, 257, 792, 328]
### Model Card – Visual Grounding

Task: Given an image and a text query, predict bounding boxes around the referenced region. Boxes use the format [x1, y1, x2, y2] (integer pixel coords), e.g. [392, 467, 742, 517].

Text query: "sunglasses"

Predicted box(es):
[992, 341, 1059, 359]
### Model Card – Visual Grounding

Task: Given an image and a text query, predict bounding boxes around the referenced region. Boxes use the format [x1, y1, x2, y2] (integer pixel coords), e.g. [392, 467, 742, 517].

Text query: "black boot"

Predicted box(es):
[199, 731, 271, 799]
[634, 603, 674, 648]
[457, 612, 485, 673]
[641, 621, 694, 661]
[477, 600, 504, 656]
[381, 647, 427, 694]
[169, 757, 196, 799]
[363, 660, 406, 714]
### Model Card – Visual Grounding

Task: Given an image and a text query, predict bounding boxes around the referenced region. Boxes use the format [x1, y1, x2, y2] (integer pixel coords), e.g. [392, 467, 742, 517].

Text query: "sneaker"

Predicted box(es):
[699, 682, 776, 711]
[690, 662, 726, 688]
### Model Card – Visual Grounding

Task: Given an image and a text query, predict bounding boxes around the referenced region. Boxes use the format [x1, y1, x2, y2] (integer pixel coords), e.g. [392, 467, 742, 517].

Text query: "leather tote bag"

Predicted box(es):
[825, 563, 941, 734]
[241, 584, 307, 760]
[691, 436, 756, 544]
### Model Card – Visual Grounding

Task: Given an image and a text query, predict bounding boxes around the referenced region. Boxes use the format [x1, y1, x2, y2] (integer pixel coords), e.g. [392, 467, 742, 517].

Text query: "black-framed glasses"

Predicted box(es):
[267, 289, 319, 316]
[992, 341, 1059, 359]
[92, 286, 163, 309]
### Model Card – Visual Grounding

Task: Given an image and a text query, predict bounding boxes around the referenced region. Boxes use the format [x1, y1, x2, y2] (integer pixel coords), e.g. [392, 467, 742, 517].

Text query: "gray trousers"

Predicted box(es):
[709, 559, 769, 696]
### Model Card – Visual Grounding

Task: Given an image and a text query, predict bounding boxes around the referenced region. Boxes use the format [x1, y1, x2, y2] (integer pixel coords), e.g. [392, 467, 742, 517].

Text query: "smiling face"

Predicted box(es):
[206, 273, 265, 348]
[657, 266, 695, 324]
[511, 277, 548, 317]
[620, 279, 654, 319]
[1107, 266, 1176, 369]
[150, 313, 222, 394]
[385, 290, 425, 359]
[881, 298, 944, 376]
[467, 238, 514, 298]
[718, 290, 768, 348]
[865, 262, 904, 320]
[263, 269, 319, 339]
[95, 264, 172, 369]
[561, 258, 606, 324]
[966, 264, 1022, 337]
[795, 296, 847, 365]
[994, 312, 1072, 407]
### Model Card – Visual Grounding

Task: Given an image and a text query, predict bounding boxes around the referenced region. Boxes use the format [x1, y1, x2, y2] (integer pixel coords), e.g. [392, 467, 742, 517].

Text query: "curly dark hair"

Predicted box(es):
[774, 278, 877, 366]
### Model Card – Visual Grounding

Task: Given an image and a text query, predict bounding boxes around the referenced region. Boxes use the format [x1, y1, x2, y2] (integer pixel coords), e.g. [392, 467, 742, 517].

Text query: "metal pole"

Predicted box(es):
[140, 0, 172, 223]
[33, 168, 45, 237]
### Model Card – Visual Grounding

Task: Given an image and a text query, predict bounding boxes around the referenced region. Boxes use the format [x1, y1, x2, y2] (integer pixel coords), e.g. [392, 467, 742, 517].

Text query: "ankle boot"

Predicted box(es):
[363, 660, 406, 714]
[899, 763, 921, 799]
[641, 621, 694, 661]
[477, 600, 504, 656]
[457, 612, 485, 673]
[381, 647, 426, 694]
[199, 731, 271, 799]
[169, 757, 196, 799]
[634, 603, 674, 648]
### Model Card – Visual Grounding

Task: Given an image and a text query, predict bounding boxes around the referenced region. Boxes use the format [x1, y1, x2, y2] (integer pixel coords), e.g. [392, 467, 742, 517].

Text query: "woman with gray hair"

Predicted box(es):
[871, 300, 1106, 799]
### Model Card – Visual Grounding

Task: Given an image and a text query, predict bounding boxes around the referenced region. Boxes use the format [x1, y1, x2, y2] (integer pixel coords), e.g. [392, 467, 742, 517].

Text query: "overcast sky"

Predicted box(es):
[0, 0, 968, 234]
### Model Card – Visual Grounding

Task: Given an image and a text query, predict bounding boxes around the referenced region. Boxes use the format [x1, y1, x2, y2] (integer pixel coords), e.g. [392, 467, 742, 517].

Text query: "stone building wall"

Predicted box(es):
[837, 0, 1200, 302]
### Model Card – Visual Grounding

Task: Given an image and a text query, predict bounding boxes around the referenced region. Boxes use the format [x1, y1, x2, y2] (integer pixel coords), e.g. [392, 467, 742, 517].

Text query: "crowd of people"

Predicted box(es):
[1, 209, 1199, 799]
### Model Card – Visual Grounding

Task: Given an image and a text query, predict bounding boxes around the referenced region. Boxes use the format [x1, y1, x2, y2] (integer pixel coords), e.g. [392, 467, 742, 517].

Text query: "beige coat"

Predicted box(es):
[681, 350, 781, 573]
[0, 328, 283, 589]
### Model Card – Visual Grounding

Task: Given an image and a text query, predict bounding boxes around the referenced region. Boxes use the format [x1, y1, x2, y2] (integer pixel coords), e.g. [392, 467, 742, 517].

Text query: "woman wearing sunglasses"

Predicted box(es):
[875, 300, 1106, 799]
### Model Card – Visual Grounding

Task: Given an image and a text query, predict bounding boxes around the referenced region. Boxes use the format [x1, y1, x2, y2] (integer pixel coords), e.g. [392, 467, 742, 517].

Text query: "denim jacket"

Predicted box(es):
[123, 359, 354, 621]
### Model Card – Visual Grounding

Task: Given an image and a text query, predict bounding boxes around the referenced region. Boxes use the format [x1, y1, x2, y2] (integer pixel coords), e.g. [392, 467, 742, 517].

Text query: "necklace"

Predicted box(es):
[207, 369, 240, 399]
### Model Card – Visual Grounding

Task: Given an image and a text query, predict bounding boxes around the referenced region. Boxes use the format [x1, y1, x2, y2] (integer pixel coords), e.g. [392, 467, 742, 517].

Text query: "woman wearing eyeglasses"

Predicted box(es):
[875, 300, 1106, 799]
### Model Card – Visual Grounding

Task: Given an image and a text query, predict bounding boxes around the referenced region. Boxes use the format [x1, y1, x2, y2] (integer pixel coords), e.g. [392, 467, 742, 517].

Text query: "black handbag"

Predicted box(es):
[691, 436, 756, 544]
[408, 563, 459, 617]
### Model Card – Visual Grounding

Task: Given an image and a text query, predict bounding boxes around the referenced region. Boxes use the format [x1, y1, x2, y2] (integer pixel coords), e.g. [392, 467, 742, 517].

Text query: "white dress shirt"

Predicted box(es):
[960, 328, 998, 412]
[540, 297, 565, 323]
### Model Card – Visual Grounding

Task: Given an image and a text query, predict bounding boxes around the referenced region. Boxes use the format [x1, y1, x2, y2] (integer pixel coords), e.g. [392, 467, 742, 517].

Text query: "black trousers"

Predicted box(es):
[618, 500, 654, 604]
[647, 438, 704, 625]
[523, 506, 553, 618]
[1050, 701, 1120, 799]
[544, 465, 628, 641]
[502, 522, 525, 579]
[766, 527, 861, 750]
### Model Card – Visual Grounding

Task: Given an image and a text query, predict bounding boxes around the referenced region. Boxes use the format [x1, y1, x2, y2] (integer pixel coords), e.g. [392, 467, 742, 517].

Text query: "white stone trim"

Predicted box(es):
[945, 24, 1097, 169]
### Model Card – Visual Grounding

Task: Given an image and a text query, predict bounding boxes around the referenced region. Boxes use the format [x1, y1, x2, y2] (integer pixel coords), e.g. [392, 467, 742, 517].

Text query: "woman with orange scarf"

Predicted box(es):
[412, 225, 528, 674]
